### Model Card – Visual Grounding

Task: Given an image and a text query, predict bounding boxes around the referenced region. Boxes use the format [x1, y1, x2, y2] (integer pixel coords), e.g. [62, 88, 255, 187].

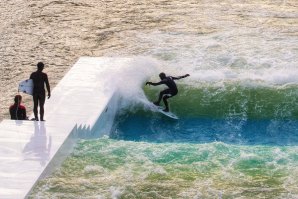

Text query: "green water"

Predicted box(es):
[144, 84, 298, 119]
[28, 83, 298, 198]
[29, 138, 298, 198]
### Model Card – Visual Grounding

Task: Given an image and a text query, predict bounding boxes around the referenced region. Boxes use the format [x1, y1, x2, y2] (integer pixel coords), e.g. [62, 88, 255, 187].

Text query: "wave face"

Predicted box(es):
[145, 84, 298, 119]
[29, 0, 298, 198]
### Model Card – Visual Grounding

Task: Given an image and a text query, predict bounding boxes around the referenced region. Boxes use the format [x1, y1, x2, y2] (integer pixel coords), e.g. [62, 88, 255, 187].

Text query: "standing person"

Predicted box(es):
[146, 72, 190, 112]
[9, 95, 28, 120]
[30, 62, 51, 121]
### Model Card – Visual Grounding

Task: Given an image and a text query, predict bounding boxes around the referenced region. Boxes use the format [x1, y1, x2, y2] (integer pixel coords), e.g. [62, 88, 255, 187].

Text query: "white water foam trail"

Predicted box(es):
[101, 56, 159, 110]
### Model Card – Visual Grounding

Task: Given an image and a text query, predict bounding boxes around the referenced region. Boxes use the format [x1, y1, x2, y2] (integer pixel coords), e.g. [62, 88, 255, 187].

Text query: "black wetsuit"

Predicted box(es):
[148, 74, 189, 111]
[151, 76, 178, 97]
[159, 76, 178, 96]
[150, 76, 179, 111]
[9, 104, 27, 120]
[30, 70, 50, 120]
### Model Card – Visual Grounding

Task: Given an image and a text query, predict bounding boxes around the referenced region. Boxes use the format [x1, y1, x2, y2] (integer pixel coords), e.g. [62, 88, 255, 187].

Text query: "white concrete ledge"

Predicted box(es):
[0, 57, 130, 199]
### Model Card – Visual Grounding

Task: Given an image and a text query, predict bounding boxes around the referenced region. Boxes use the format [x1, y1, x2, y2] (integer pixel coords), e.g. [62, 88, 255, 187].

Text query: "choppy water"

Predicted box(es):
[30, 138, 298, 198]
[29, 0, 298, 198]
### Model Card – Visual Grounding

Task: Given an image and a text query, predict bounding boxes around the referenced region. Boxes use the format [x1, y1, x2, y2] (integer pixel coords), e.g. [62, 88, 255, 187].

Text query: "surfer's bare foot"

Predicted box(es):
[153, 102, 160, 106]
[163, 108, 169, 112]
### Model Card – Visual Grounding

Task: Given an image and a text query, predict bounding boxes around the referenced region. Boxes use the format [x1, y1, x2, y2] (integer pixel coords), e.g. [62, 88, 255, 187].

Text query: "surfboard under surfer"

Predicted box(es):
[30, 62, 51, 121]
[146, 72, 190, 112]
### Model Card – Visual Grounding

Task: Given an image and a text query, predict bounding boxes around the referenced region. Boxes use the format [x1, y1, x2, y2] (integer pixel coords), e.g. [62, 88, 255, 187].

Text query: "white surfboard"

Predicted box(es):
[18, 79, 34, 95]
[156, 106, 179, 119]
[139, 98, 179, 119]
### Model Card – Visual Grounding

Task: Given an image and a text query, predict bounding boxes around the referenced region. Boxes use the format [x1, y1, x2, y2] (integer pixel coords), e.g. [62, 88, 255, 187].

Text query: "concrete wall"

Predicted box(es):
[25, 92, 120, 198]
[0, 57, 131, 199]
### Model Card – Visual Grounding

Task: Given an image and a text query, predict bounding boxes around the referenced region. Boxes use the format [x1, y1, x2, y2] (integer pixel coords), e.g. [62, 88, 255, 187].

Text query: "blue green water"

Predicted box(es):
[112, 116, 298, 146]
[29, 85, 298, 198]
[30, 139, 298, 198]
[113, 85, 298, 146]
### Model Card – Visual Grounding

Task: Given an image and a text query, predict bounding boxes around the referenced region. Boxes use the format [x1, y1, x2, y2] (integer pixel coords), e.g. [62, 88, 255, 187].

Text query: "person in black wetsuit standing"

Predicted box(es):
[9, 95, 28, 120]
[146, 72, 189, 112]
[30, 62, 51, 121]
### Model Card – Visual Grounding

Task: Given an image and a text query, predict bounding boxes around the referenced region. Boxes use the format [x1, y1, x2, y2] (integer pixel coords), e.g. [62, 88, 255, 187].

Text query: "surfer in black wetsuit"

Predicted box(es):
[9, 95, 28, 120]
[146, 72, 190, 112]
[30, 62, 51, 121]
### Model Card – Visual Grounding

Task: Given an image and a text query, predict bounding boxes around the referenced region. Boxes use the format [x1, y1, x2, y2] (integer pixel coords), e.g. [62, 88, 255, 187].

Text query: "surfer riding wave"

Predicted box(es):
[146, 72, 189, 112]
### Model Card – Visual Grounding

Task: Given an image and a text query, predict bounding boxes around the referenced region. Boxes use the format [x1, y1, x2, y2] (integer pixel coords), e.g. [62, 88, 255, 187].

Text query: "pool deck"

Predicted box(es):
[0, 57, 127, 199]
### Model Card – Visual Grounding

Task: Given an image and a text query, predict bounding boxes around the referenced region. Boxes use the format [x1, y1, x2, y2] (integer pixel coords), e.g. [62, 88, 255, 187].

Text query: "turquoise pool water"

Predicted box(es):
[29, 86, 298, 198]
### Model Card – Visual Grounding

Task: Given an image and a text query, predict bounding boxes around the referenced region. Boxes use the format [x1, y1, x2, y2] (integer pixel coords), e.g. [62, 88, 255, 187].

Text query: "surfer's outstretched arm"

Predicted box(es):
[146, 80, 165, 86]
[172, 74, 190, 80]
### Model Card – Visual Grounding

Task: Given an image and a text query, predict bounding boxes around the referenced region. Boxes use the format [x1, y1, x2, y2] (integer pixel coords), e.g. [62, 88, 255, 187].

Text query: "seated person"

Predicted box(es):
[9, 95, 28, 120]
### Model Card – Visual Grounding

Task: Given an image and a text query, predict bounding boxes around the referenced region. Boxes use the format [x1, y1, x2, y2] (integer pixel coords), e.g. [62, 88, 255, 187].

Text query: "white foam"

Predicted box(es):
[101, 56, 160, 109]
[84, 165, 106, 174]
[125, 30, 298, 87]
[187, 67, 298, 86]
[109, 186, 123, 199]
[107, 56, 158, 97]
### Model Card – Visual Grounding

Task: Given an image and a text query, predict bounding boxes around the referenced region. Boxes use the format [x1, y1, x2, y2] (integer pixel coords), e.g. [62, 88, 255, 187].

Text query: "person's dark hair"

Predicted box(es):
[159, 72, 166, 79]
[14, 95, 22, 104]
[37, 62, 44, 70]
